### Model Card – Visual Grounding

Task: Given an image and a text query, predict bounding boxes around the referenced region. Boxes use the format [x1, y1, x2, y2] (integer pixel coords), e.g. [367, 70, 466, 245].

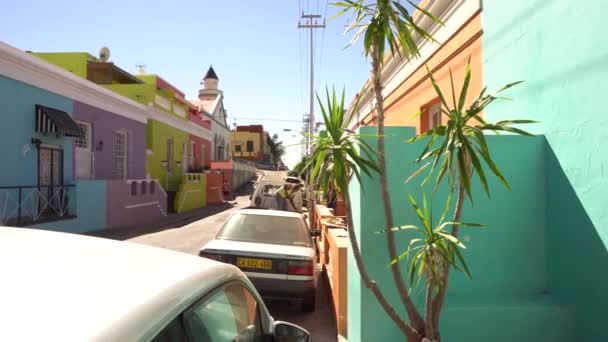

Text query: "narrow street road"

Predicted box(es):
[128, 171, 338, 341]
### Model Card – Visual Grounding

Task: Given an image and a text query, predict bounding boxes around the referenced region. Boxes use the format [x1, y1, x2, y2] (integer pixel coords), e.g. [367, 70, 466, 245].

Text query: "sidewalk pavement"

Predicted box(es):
[87, 201, 237, 241]
[89, 178, 263, 241]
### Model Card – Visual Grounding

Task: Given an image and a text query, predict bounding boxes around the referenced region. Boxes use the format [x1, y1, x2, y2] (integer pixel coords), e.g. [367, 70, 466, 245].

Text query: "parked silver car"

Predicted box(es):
[200, 209, 321, 312]
[0, 226, 310, 342]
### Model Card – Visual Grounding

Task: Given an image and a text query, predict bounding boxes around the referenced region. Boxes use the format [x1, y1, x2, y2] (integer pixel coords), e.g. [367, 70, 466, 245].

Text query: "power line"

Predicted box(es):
[298, 10, 305, 112]
[231, 117, 303, 123]
[298, 12, 325, 155]
[318, 0, 329, 87]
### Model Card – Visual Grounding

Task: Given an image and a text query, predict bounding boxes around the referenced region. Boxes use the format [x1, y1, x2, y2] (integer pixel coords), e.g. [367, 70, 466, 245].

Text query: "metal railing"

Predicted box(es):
[0, 185, 76, 226]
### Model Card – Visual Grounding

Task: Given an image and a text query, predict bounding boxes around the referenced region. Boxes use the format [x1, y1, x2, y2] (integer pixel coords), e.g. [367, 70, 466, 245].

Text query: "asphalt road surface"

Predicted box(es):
[128, 170, 338, 341]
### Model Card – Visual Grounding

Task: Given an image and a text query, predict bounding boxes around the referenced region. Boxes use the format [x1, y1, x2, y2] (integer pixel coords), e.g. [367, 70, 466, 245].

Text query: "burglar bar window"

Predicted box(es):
[115, 131, 127, 179]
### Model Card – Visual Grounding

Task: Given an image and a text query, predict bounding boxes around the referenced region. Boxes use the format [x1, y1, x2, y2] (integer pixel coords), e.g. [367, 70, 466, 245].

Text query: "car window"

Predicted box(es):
[217, 214, 311, 246]
[262, 185, 279, 196]
[150, 316, 186, 342]
[184, 282, 263, 342]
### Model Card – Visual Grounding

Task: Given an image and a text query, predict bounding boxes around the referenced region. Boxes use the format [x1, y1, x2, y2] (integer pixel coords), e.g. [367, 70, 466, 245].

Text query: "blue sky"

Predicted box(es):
[0, 0, 410, 167]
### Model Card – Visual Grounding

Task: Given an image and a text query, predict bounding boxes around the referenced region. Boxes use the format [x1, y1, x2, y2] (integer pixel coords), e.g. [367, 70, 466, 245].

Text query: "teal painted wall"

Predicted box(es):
[348, 127, 573, 341]
[483, 1, 608, 339]
[0, 75, 74, 187]
[33, 180, 107, 233]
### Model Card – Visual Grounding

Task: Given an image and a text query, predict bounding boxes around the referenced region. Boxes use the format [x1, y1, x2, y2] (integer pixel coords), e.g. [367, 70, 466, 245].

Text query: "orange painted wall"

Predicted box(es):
[360, 10, 482, 133]
[206, 172, 224, 204]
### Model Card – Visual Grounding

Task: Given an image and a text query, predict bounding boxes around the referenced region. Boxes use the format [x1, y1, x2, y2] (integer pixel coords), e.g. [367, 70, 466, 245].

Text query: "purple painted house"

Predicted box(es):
[0, 43, 168, 233]
[72, 101, 167, 230]
[73, 101, 147, 180]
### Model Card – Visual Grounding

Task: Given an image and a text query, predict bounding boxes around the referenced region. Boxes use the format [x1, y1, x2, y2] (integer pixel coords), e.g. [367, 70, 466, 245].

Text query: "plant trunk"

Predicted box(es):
[430, 181, 466, 337]
[425, 273, 435, 340]
[371, 46, 425, 332]
[343, 186, 422, 341]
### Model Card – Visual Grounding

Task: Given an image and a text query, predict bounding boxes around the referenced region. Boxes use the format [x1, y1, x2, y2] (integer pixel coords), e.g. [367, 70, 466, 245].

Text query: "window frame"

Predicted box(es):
[74, 121, 91, 150]
[420, 98, 442, 133]
[246, 140, 254, 153]
[115, 130, 128, 179]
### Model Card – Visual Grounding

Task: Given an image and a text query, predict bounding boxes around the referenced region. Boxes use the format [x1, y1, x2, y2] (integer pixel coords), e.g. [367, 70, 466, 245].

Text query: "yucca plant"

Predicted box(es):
[307, 87, 426, 335]
[401, 59, 536, 340]
[333, 1, 442, 335]
[377, 193, 484, 339]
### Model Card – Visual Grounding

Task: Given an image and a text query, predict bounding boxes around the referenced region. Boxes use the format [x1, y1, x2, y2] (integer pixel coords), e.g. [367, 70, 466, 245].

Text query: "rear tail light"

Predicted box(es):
[287, 260, 314, 275]
[199, 251, 225, 262]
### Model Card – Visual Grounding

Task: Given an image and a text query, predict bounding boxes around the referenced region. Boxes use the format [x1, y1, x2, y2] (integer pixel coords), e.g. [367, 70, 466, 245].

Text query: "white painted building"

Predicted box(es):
[189, 67, 231, 161]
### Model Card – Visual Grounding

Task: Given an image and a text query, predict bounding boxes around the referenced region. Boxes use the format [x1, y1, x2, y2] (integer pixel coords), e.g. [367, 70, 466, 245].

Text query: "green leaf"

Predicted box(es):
[480, 124, 535, 136]
[433, 151, 451, 193]
[438, 190, 452, 224]
[375, 225, 420, 234]
[388, 247, 411, 266]
[494, 80, 524, 94]
[406, 0, 444, 25]
[494, 119, 537, 125]
[408, 194, 431, 231]
[437, 232, 465, 249]
[453, 246, 472, 279]
[405, 161, 431, 183]
[463, 138, 489, 197]
[426, 65, 450, 111]
[477, 147, 511, 191]
[436, 221, 485, 232]
[458, 57, 472, 112]
[456, 149, 473, 202]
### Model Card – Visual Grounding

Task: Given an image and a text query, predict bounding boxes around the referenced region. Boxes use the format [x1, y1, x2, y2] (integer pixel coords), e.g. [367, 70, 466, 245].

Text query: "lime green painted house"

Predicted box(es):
[31, 52, 94, 78]
[146, 120, 188, 191]
[33, 51, 214, 214]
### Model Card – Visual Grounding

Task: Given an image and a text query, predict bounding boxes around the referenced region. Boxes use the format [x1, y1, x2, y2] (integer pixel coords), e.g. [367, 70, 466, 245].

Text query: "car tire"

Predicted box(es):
[302, 291, 316, 313]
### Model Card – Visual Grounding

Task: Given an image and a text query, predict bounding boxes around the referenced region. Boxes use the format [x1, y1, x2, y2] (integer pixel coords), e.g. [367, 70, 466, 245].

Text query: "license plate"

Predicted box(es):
[237, 257, 272, 270]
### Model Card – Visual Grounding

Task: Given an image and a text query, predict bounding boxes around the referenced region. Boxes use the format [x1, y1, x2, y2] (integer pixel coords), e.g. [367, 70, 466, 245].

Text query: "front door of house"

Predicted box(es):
[38, 146, 63, 212]
[75, 121, 92, 179]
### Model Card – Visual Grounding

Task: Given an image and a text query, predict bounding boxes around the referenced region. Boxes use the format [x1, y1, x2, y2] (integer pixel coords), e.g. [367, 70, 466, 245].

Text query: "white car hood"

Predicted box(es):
[201, 239, 315, 260]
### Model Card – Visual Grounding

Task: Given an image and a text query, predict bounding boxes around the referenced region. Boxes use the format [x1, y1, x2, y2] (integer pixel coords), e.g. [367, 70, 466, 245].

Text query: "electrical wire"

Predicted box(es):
[298, 4, 305, 113]
[318, 0, 328, 91]
[231, 117, 303, 123]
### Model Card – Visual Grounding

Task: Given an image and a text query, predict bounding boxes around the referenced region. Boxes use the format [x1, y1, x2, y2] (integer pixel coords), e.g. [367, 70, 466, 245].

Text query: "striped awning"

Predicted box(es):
[35, 105, 83, 138]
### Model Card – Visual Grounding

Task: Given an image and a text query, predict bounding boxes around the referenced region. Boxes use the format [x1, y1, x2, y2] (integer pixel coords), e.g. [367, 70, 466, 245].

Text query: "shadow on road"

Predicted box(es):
[88, 180, 260, 241]
[87, 202, 238, 241]
[265, 273, 338, 342]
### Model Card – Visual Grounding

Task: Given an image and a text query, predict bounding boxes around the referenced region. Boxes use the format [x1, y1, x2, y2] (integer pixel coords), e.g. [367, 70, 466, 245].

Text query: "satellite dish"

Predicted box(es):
[99, 47, 110, 62]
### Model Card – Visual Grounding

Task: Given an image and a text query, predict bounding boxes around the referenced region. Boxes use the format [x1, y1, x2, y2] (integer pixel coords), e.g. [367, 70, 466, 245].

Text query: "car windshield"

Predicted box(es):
[217, 213, 311, 246]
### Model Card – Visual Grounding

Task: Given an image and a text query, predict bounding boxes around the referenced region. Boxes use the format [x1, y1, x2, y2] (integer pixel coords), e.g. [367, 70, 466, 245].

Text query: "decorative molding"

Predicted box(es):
[148, 105, 213, 141]
[0, 42, 147, 124]
[0, 42, 214, 142]
[347, 0, 480, 128]
[154, 94, 171, 112]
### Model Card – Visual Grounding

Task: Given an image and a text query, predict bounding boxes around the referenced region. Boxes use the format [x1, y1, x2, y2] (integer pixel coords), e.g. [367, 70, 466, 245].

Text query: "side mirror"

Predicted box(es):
[254, 196, 262, 206]
[236, 324, 257, 342]
[273, 321, 310, 342]
[310, 229, 322, 237]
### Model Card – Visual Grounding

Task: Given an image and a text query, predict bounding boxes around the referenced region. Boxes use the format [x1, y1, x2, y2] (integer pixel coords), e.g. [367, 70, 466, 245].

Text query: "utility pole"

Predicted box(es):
[298, 13, 325, 231]
[298, 13, 325, 154]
